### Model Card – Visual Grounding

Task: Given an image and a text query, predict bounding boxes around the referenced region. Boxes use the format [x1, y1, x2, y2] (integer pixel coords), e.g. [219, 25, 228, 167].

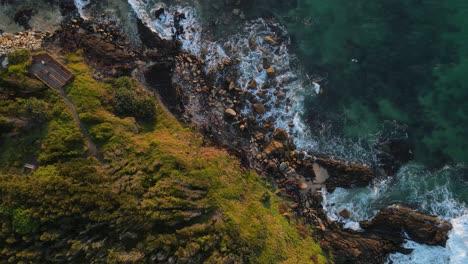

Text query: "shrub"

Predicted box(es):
[90, 122, 114, 143]
[24, 98, 49, 124]
[7, 49, 31, 65]
[12, 208, 38, 234]
[114, 76, 136, 90]
[39, 121, 85, 164]
[114, 87, 156, 121]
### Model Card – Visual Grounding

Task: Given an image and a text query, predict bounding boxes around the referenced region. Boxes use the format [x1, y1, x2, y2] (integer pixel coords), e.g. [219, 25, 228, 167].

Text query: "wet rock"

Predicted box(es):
[339, 209, 351, 219]
[298, 182, 308, 190]
[263, 140, 285, 157]
[376, 138, 414, 176]
[266, 66, 275, 77]
[272, 128, 289, 141]
[248, 79, 257, 89]
[154, 8, 165, 19]
[264, 36, 276, 45]
[262, 57, 270, 69]
[252, 103, 266, 114]
[360, 205, 452, 246]
[315, 157, 376, 189]
[323, 230, 406, 264]
[225, 108, 237, 117]
[279, 161, 289, 172]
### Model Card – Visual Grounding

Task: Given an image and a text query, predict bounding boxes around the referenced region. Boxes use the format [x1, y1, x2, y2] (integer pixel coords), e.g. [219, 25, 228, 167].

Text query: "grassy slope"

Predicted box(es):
[0, 51, 328, 263]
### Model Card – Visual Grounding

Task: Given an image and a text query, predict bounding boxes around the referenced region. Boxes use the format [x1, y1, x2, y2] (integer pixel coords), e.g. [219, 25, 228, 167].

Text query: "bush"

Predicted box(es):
[90, 122, 114, 143]
[12, 208, 38, 234]
[114, 76, 136, 90]
[39, 121, 85, 164]
[114, 87, 156, 121]
[7, 49, 31, 65]
[24, 98, 49, 124]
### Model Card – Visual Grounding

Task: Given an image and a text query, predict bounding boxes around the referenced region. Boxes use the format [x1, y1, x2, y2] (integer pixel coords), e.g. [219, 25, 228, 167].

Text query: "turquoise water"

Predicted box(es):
[244, 0, 468, 166]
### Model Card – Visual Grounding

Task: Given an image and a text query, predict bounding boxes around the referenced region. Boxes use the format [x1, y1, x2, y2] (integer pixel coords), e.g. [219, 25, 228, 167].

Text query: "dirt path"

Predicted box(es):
[56, 87, 105, 163]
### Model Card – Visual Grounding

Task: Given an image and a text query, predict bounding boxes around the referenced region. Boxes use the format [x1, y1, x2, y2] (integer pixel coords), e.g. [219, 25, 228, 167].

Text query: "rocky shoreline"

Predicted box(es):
[0, 31, 49, 56]
[131, 12, 452, 263]
[160, 48, 452, 264]
[7, 12, 452, 263]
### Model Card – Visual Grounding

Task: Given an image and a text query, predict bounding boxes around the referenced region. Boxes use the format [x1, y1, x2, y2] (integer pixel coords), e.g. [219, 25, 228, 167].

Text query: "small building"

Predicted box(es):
[24, 163, 37, 174]
[30, 53, 74, 90]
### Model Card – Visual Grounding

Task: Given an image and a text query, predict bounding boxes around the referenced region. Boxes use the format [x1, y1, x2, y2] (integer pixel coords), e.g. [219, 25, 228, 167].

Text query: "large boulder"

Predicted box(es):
[315, 157, 376, 189]
[323, 228, 408, 264]
[360, 205, 452, 246]
[272, 128, 288, 141]
[263, 140, 285, 157]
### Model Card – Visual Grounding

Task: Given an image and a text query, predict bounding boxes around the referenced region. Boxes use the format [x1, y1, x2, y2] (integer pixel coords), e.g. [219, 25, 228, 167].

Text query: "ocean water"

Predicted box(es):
[72, 0, 468, 263]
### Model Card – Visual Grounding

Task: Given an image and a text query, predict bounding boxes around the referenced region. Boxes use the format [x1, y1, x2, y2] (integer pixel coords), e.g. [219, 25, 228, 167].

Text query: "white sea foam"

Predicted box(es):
[74, 0, 90, 18]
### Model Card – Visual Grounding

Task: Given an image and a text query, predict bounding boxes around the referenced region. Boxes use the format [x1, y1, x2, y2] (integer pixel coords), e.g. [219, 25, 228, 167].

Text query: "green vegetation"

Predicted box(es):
[7, 49, 31, 65]
[0, 52, 327, 263]
[113, 77, 157, 122]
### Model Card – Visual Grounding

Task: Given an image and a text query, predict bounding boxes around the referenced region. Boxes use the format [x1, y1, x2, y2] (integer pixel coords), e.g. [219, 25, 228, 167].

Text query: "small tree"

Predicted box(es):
[113, 77, 156, 122]
[7, 49, 31, 65]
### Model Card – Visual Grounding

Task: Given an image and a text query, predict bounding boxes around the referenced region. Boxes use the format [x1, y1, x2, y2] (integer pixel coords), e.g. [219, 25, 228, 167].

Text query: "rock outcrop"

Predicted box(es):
[56, 18, 136, 76]
[315, 157, 376, 190]
[360, 205, 452, 246]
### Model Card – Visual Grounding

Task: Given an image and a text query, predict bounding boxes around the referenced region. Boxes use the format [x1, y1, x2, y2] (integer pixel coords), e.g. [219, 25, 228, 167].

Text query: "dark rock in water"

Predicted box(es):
[136, 17, 180, 55]
[252, 102, 266, 114]
[302, 193, 451, 264]
[315, 157, 376, 189]
[339, 209, 350, 219]
[376, 138, 414, 176]
[323, 228, 407, 264]
[272, 128, 288, 141]
[360, 205, 452, 246]
[14, 8, 37, 30]
[154, 8, 165, 20]
[174, 11, 186, 37]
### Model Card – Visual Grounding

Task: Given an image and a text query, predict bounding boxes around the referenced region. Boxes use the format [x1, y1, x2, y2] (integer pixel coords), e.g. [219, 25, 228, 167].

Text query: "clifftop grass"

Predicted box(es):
[0, 52, 328, 263]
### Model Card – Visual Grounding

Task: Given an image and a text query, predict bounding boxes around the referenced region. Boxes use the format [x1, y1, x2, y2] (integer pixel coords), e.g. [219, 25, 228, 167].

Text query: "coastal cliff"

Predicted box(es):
[0, 3, 456, 264]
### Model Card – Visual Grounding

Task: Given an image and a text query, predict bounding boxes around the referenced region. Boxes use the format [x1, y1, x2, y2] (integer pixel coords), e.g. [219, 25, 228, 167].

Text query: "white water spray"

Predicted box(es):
[73, 0, 90, 18]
